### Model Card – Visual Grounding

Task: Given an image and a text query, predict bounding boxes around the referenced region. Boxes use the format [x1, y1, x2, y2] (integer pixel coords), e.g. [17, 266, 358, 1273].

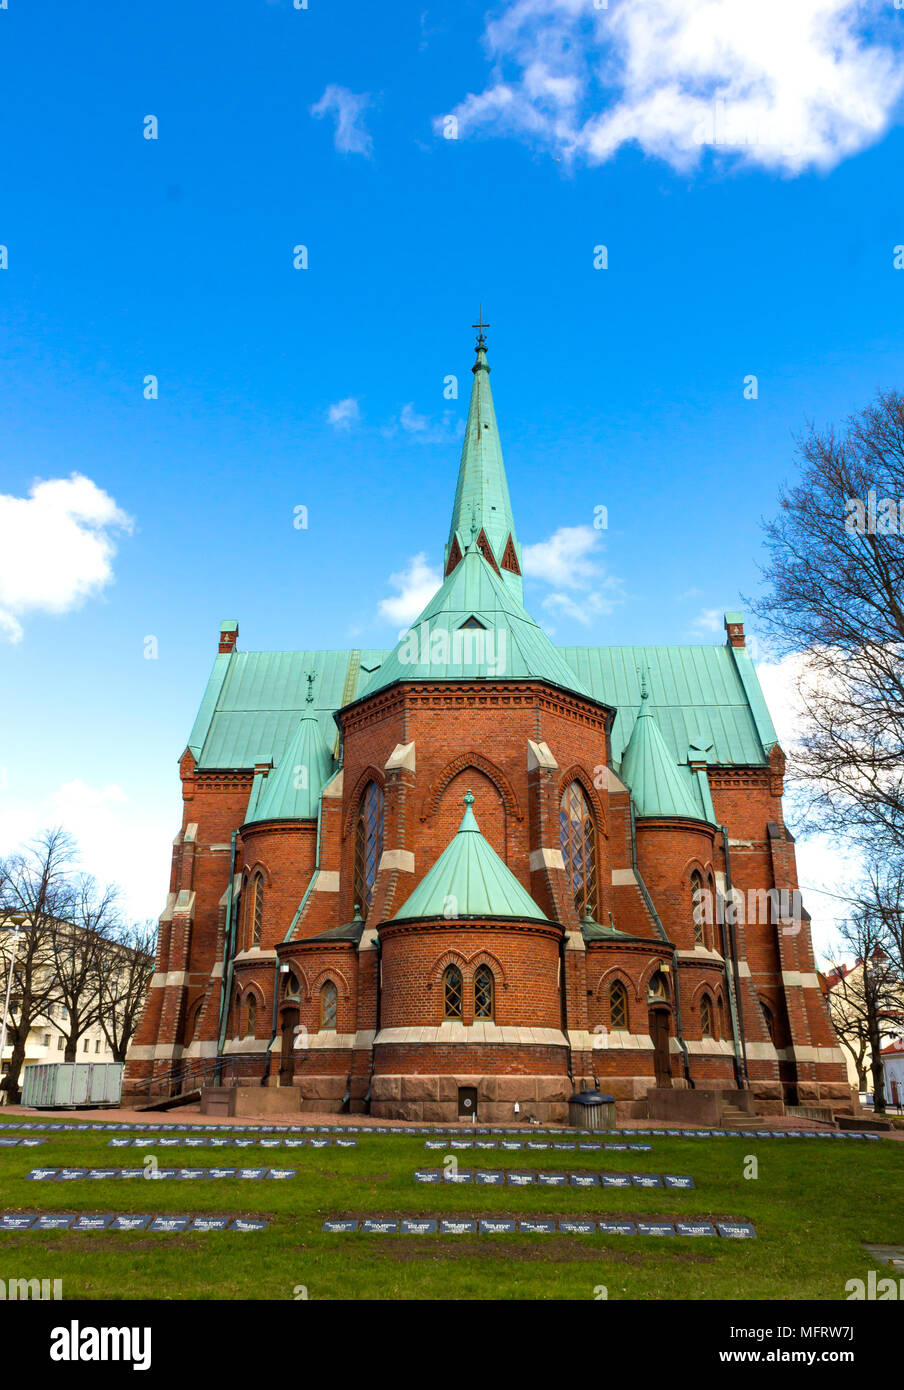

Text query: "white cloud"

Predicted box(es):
[692, 607, 724, 634]
[311, 85, 373, 156]
[327, 397, 360, 431]
[377, 552, 443, 627]
[441, 0, 904, 175]
[381, 404, 464, 444]
[0, 474, 132, 643]
[0, 779, 171, 924]
[522, 524, 621, 625]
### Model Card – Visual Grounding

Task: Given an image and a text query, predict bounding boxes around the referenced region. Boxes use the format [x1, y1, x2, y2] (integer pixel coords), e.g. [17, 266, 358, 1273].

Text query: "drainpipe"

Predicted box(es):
[721, 827, 749, 1089]
[362, 931, 381, 1110]
[559, 929, 576, 1094]
[262, 956, 281, 1087]
[629, 798, 693, 1087]
[216, 831, 239, 1071]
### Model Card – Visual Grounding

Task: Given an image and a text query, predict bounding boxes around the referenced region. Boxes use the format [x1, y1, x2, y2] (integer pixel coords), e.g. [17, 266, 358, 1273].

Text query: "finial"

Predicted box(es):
[306, 672, 315, 705]
[469, 505, 478, 545]
[353, 903, 363, 921]
[464, 789, 475, 806]
[639, 667, 650, 702]
[472, 304, 490, 353]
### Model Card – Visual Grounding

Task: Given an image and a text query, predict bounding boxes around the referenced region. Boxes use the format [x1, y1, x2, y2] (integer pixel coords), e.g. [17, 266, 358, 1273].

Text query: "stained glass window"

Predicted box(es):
[443, 966, 463, 1020]
[320, 981, 337, 1030]
[610, 979, 628, 1031]
[474, 965, 494, 1020]
[559, 782, 598, 918]
[354, 782, 385, 918]
[691, 870, 705, 946]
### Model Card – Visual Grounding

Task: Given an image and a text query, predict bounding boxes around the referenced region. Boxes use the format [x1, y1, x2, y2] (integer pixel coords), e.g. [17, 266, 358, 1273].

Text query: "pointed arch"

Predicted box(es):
[319, 979, 338, 1030]
[420, 752, 522, 822]
[443, 964, 464, 1020]
[343, 766, 386, 836]
[608, 978, 629, 1031]
[593, 964, 639, 1001]
[307, 966, 351, 1001]
[559, 777, 600, 918]
[429, 949, 469, 988]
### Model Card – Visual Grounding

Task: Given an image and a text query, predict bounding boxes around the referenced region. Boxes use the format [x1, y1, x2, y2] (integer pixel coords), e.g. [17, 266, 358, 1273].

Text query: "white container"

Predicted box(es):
[20, 1061, 123, 1108]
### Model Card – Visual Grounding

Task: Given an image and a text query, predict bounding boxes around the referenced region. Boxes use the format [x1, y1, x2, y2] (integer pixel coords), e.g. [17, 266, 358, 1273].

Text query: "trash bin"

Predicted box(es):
[568, 1090, 615, 1130]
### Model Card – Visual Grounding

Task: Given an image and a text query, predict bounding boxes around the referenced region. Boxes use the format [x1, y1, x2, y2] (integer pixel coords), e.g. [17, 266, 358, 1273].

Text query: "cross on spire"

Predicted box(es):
[472, 305, 490, 350]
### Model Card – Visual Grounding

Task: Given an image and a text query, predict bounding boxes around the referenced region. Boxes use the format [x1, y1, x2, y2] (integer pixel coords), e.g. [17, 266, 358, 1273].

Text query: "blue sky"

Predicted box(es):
[1, 1, 902, 945]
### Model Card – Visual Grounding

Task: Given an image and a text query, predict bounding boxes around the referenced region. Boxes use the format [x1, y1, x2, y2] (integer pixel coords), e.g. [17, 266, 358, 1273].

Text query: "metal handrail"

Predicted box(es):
[128, 1056, 239, 1100]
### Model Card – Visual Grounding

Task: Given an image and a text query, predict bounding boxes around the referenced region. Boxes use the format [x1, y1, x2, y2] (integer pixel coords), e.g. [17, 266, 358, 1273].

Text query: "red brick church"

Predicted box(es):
[125, 328, 850, 1122]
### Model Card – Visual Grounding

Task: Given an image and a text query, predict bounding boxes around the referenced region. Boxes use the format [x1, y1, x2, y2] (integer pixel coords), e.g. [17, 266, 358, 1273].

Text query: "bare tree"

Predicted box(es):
[825, 907, 904, 1114]
[49, 875, 121, 1062]
[0, 829, 74, 1102]
[96, 922, 156, 1063]
[748, 390, 904, 855]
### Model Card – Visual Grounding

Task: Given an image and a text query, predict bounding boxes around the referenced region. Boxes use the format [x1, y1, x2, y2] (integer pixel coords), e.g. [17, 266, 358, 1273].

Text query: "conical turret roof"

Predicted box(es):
[393, 791, 547, 921]
[620, 680, 705, 821]
[244, 676, 335, 823]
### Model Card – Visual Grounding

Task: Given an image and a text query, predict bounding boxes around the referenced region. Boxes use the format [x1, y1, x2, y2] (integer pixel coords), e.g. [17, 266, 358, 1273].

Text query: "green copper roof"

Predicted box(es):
[619, 682, 709, 821]
[244, 677, 336, 823]
[358, 546, 594, 702]
[393, 792, 548, 922]
[445, 335, 523, 600]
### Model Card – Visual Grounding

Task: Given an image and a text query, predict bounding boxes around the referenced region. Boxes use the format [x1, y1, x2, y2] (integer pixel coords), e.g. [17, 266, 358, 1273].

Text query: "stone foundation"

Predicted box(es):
[369, 1073, 570, 1123]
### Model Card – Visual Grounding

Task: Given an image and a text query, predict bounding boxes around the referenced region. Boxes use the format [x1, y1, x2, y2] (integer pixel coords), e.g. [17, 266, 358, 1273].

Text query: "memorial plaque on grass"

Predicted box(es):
[439, 1219, 477, 1234]
[0, 1138, 19, 1146]
[538, 1172, 568, 1187]
[258, 1139, 282, 1149]
[236, 1168, 268, 1180]
[176, 1169, 208, 1180]
[479, 1218, 516, 1234]
[638, 1221, 676, 1236]
[553, 1142, 576, 1151]
[401, 1219, 438, 1234]
[415, 1169, 442, 1183]
[717, 1221, 757, 1239]
[284, 1139, 307, 1149]
[506, 1171, 536, 1186]
[112, 1215, 153, 1231]
[309, 1139, 329, 1149]
[268, 1169, 297, 1180]
[207, 1138, 230, 1148]
[676, 1221, 716, 1237]
[190, 1216, 231, 1232]
[500, 1141, 523, 1151]
[230, 1217, 269, 1231]
[108, 1138, 131, 1148]
[25, 1168, 58, 1181]
[322, 1219, 358, 1232]
[117, 1169, 146, 1180]
[631, 1174, 662, 1188]
[475, 1140, 497, 1150]
[0, 1214, 37, 1229]
[578, 1142, 601, 1152]
[33, 1214, 75, 1230]
[149, 1216, 190, 1232]
[526, 1141, 549, 1151]
[157, 1138, 181, 1148]
[570, 1173, 599, 1188]
[663, 1175, 695, 1189]
[628, 1144, 652, 1152]
[559, 1220, 595, 1234]
[475, 1171, 504, 1186]
[183, 1137, 206, 1147]
[208, 1167, 238, 1179]
[605, 1144, 627, 1152]
[599, 1174, 631, 1188]
[518, 1220, 556, 1234]
[444, 1170, 473, 1184]
[335, 1139, 357, 1148]
[450, 1140, 472, 1150]
[362, 1219, 398, 1233]
[73, 1213, 115, 1231]
[88, 1169, 122, 1181]
[20, 1139, 45, 1148]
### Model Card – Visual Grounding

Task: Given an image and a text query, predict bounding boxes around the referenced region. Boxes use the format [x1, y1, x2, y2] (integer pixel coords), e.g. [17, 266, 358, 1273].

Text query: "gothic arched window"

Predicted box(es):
[283, 970, 300, 999]
[559, 781, 598, 918]
[320, 981, 338, 1031]
[700, 994, 714, 1038]
[248, 873, 264, 948]
[246, 994, 257, 1037]
[474, 965, 494, 1020]
[443, 966, 463, 1020]
[691, 869, 706, 946]
[649, 969, 669, 1002]
[760, 998, 775, 1044]
[609, 979, 629, 1031]
[353, 782, 385, 918]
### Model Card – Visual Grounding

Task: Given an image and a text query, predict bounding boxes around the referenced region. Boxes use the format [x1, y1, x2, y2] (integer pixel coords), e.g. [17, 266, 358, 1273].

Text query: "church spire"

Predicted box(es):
[444, 314, 523, 599]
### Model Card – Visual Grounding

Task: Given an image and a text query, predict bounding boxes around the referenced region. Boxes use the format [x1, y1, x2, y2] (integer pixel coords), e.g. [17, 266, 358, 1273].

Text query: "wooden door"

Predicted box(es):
[649, 1008, 672, 1088]
[280, 1008, 299, 1087]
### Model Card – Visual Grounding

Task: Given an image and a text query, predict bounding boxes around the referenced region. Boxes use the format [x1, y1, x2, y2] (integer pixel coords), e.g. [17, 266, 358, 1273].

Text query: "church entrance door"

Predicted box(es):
[279, 1008, 299, 1087]
[649, 1007, 672, 1088]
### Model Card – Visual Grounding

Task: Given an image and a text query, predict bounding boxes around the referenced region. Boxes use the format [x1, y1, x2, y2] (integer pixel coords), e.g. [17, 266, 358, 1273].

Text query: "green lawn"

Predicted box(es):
[0, 1128, 901, 1300]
